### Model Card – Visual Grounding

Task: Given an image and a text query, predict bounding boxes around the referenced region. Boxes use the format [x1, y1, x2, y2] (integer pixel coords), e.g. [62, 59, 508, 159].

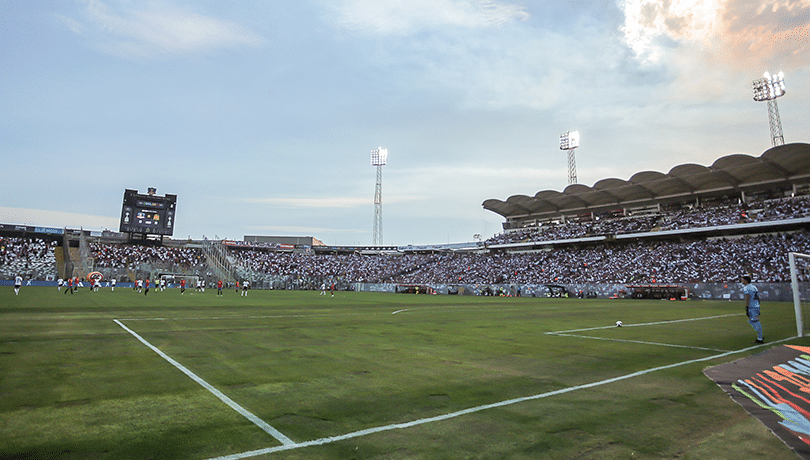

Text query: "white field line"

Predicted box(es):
[545, 313, 739, 352]
[550, 333, 729, 352]
[113, 319, 295, 447]
[116, 312, 386, 322]
[547, 313, 739, 335]
[117, 304, 549, 322]
[206, 336, 795, 460]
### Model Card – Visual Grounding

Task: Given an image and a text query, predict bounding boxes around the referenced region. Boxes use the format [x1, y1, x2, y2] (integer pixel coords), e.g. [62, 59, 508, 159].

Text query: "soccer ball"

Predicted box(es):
[616, 320, 623, 327]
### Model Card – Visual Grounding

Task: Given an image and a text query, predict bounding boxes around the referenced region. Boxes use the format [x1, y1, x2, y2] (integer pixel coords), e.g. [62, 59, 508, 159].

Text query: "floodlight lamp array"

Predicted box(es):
[371, 147, 388, 166]
[752, 71, 786, 101]
[559, 131, 580, 150]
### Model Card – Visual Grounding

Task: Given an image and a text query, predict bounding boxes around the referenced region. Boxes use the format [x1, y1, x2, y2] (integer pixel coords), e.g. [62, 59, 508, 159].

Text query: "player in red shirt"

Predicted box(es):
[217, 280, 223, 296]
[144, 278, 150, 296]
[180, 278, 186, 294]
[64, 277, 73, 295]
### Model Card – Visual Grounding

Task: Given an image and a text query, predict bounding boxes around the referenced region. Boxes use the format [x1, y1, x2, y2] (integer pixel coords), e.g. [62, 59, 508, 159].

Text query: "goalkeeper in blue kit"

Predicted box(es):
[741, 275, 764, 344]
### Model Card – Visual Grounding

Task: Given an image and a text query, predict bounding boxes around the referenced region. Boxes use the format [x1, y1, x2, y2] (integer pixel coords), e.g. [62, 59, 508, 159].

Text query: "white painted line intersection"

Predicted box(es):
[114, 310, 774, 459]
[205, 336, 794, 460]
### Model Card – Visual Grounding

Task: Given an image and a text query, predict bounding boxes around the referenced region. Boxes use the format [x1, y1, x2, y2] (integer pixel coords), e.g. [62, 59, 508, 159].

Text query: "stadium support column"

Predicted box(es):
[567, 149, 577, 185]
[752, 71, 786, 147]
[374, 164, 383, 245]
[371, 148, 388, 246]
[559, 131, 580, 185]
[766, 99, 785, 147]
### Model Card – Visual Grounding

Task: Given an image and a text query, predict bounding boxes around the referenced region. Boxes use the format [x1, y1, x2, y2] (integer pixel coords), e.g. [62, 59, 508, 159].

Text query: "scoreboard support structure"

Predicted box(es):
[119, 189, 177, 241]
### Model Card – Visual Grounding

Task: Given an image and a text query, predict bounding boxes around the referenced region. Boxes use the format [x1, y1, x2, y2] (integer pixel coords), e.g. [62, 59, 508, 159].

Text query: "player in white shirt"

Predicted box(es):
[14, 275, 23, 295]
[110, 278, 116, 291]
[241, 280, 250, 296]
[93, 278, 101, 292]
[57, 278, 63, 290]
[160, 278, 166, 292]
[136, 279, 143, 293]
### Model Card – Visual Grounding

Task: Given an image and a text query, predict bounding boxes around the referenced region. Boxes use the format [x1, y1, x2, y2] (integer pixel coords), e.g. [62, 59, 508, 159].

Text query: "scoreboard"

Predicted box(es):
[119, 189, 177, 236]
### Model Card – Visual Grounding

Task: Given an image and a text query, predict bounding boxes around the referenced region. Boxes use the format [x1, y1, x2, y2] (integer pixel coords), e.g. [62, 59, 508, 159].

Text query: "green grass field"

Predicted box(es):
[1, 286, 807, 459]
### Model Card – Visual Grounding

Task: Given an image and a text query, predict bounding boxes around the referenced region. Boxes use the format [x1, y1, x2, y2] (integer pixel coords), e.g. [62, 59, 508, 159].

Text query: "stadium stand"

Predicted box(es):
[89, 242, 209, 283]
[484, 195, 810, 246]
[2, 184, 809, 286]
[2, 144, 808, 298]
[482, 143, 810, 231]
[0, 237, 57, 281]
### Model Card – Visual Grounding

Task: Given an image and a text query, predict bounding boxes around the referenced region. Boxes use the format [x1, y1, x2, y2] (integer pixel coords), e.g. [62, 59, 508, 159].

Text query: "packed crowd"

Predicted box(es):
[390, 232, 809, 285]
[0, 237, 57, 280]
[229, 231, 810, 285]
[487, 195, 810, 245]
[4, 214, 810, 286]
[89, 242, 206, 271]
[230, 249, 423, 283]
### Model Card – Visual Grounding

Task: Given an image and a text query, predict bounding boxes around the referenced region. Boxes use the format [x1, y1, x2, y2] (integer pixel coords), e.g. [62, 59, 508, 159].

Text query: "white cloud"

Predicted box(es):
[66, 0, 264, 58]
[620, 0, 725, 64]
[240, 195, 428, 209]
[620, 0, 810, 68]
[55, 14, 85, 34]
[330, 0, 529, 35]
[245, 225, 362, 234]
[0, 207, 119, 231]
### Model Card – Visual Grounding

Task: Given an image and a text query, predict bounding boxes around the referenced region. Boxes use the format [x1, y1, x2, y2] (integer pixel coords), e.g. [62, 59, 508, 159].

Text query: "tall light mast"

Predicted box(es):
[559, 131, 580, 185]
[370, 147, 388, 246]
[752, 71, 786, 147]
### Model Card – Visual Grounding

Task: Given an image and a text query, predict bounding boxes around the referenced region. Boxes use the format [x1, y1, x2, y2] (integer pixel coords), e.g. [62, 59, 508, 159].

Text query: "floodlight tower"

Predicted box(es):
[559, 130, 580, 185]
[370, 147, 388, 246]
[752, 71, 786, 147]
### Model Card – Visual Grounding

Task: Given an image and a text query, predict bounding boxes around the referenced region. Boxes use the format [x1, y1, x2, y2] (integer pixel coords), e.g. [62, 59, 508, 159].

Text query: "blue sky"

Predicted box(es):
[2, 0, 808, 246]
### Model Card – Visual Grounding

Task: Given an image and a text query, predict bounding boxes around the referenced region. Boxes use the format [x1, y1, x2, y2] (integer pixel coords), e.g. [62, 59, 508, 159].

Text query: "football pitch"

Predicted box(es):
[1, 287, 807, 459]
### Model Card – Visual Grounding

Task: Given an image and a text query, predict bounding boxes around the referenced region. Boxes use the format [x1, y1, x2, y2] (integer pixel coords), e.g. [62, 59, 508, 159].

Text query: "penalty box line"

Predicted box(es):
[548, 313, 739, 335]
[550, 332, 729, 353]
[113, 319, 295, 447]
[206, 336, 795, 460]
[545, 313, 739, 352]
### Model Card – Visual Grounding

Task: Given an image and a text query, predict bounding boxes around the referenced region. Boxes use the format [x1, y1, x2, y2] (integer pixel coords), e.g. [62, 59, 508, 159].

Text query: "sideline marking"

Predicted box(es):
[113, 320, 295, 447]
[206, 337, 795, 460]
[392, 309, 409, 315]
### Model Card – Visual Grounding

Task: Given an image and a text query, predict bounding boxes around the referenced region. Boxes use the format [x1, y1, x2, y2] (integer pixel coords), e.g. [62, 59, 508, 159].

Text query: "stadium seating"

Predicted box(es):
[0, 237, 57, 281]
[2, 194, 808, 286]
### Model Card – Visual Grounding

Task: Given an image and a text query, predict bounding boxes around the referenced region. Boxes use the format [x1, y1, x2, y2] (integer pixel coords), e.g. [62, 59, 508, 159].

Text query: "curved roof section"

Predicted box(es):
[483, 143, 810, 219]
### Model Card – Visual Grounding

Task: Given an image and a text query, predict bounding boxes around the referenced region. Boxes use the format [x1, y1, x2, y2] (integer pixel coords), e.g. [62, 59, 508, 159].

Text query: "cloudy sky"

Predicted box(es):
[1, 0, 808, 246]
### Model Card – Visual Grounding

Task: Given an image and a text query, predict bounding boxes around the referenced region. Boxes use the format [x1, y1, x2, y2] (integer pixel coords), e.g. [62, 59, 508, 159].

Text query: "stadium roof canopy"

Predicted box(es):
[482, 143, 810, 228]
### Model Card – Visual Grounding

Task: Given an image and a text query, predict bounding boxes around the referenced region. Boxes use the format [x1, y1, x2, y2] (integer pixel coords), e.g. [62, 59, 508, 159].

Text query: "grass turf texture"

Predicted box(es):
[1, 287, 807, 459]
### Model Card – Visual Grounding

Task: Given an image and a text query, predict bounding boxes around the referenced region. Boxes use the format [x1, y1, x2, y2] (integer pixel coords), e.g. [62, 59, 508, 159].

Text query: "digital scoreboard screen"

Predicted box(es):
[119, 189, 177, 235]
